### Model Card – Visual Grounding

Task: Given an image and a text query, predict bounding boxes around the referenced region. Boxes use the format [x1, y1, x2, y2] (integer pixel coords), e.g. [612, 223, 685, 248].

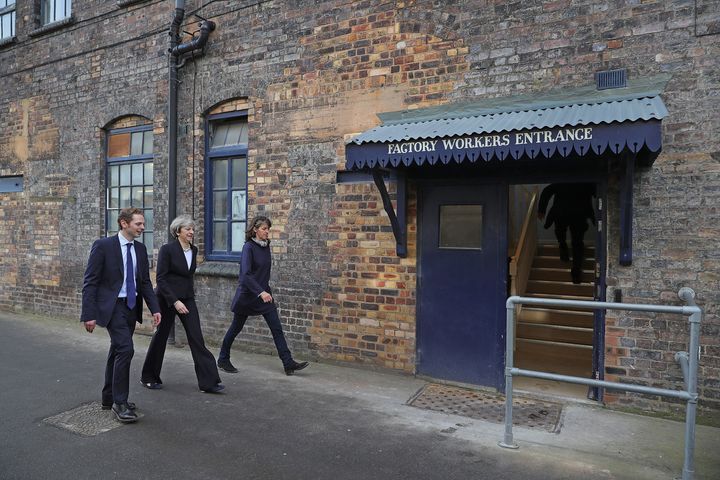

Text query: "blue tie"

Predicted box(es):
[126, 243, 136, 309]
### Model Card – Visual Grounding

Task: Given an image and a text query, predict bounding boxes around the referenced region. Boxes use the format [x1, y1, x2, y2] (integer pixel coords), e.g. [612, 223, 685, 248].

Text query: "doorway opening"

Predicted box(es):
[507, 182, 600, 400]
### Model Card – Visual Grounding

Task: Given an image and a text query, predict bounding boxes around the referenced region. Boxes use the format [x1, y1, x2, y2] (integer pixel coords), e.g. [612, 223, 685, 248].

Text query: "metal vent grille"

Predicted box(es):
[596, 69, 627, 90]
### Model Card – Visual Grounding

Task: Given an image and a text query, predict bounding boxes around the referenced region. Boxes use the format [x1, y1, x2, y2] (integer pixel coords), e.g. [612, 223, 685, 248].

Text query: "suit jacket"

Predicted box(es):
[155, 240, 197, 307]
[81, 235, 160, 327]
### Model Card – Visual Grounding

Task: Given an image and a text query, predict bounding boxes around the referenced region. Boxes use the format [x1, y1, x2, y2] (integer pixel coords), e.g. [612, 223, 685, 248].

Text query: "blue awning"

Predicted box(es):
[345, 76, 669, 170]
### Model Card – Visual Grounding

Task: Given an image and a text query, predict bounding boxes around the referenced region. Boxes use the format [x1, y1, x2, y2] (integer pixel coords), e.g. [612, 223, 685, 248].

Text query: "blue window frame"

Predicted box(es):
[41, 0, 71, 25]
[0, 1, 15, 39]
[205, 111, 248, 261]
[106, 125, 154, 254]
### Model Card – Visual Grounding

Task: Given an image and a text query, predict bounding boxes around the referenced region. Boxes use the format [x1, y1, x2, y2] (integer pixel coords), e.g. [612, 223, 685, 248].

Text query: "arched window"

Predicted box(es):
[105, 117, 154, 253]
[205, 101, 249, 261]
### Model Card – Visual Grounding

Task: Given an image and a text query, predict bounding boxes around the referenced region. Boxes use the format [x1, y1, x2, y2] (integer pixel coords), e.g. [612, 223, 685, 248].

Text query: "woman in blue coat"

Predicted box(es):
[218, 215, 309, 376]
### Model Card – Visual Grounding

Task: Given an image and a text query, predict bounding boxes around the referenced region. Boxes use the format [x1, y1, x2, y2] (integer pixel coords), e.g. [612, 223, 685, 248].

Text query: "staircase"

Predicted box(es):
[515, 243, 595, 377]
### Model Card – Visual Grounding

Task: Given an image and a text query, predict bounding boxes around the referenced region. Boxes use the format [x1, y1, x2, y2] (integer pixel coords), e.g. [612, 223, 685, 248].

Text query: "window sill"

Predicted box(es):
[117, 0, 150, 7]
[28, 15, 75, 38]
[195, 261, 238, 278]
[0, 36, 16, 48]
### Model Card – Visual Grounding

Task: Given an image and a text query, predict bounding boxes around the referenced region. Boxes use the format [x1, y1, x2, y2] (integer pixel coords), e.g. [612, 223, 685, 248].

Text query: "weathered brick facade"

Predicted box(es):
[1, 0, 718, 415]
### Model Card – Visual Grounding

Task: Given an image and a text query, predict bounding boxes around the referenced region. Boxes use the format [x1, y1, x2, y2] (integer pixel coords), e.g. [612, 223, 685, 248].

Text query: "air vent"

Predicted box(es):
[595, 69, 627, 90]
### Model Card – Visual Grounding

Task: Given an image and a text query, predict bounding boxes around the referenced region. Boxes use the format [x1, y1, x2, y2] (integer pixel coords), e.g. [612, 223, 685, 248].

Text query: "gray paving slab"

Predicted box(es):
[0, 311, 718, 480]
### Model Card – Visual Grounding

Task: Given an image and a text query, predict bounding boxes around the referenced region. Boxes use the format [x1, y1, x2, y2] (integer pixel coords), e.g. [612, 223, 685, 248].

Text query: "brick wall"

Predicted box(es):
[1, 0, 718, 414]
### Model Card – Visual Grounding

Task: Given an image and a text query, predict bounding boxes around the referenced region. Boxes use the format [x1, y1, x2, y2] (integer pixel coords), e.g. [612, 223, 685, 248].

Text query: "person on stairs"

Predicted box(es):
[537, 183, 596, 284]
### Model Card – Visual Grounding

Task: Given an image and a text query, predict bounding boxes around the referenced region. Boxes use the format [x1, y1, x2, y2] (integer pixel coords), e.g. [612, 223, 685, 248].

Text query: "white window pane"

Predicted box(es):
[211, 124, 228, 147]
[119, 187, 131, 207]
[214, 223, 227, 251]
[107, 210, 118, 231]
[231, 222, 245, 252]
[231, 190, 246, 220]
[131, 163, 143, 184]
[130, 132, 143, 156]
[143, 131, 153, 154]
[108, 188, 119, 208]
[144, 187, 153, 208]
[119, 164, 131, 186]
[213, 191, 227, 219]
[213, 159, 228, 188]
[144, 162, 153, 184]
[143, 233, 153, 255]
[144, 209, 153, 231]
[131, 187, 143, 206]
[109, 165, 119, 186]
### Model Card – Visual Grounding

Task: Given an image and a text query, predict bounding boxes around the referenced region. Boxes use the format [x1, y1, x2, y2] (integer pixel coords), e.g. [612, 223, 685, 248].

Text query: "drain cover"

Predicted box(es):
[42, 402, 142, 436]
[408, 383, 562, 432]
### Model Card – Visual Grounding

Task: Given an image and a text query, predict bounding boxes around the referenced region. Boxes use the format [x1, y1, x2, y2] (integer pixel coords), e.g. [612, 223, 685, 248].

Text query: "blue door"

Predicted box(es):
[417, 183, 507, 388]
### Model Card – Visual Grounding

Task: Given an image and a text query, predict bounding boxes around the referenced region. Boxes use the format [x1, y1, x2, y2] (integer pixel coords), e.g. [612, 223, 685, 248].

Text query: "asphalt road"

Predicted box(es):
[1, 311, 718, 480]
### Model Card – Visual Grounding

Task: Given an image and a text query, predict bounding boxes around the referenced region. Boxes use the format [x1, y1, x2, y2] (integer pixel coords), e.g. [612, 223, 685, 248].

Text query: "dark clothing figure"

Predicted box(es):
[141, 239, 222, 392]
[538, 183, 596, 284]
[218, 221, 308, 376]
[81, 209, 161, 423]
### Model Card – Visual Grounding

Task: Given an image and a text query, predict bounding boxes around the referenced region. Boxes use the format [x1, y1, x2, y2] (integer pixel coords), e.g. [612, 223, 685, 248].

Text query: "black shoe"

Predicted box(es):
[559, 247, 570, 262]
[217, 359, 238, 373]
[201, 383, 225, 394]
[102, 401, 136, 411]
[111, 403, 138, 423]
[571, 268, 582, 284]
[284, 360, 309, 376]
[141, 381, 163, 390]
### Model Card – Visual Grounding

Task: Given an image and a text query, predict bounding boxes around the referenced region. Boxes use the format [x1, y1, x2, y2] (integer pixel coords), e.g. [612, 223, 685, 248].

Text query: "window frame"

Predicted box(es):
[204, 111, 249, 262]
[105, 124, 155, 254]
[41, 0, 72, 26]
[0, 0, 16, 40]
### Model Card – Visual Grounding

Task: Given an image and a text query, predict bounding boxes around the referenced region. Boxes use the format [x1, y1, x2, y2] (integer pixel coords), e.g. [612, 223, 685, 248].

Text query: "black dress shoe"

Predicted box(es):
[284, 360, 309, 376]
[102, 401, 136, 411]
[111, 403, 138, 423]
[141, 381, 163, 389]
[201, 383, 225, 393]
[217, 359, 238, 373]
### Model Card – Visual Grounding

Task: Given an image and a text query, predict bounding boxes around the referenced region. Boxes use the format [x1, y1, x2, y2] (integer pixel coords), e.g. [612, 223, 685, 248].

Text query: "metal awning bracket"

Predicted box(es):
[371, 169, 407, 257]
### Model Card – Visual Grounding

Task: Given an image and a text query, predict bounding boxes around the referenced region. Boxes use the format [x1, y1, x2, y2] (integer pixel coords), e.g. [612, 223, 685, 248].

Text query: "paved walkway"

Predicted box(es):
[0, 310, 718, 479]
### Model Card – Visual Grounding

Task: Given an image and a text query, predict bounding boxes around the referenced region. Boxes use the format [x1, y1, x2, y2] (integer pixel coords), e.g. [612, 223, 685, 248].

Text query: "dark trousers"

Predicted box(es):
[219, 306, 292, 367]
[102, 299, 136, 405]
[554, 218, 589, 277]
[141, 298, 220, 391]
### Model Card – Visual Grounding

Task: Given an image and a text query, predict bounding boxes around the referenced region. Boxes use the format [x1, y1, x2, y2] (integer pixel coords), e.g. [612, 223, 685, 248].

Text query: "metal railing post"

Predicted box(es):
[680, 287, 700, 480]
[498, 288, 702, 480]
[499, 297, 519, 449]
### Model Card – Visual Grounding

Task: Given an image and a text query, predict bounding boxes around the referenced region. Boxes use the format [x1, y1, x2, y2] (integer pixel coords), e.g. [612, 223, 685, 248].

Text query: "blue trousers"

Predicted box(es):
[219, 306, 292, 367]
[102, 299, 136, 405]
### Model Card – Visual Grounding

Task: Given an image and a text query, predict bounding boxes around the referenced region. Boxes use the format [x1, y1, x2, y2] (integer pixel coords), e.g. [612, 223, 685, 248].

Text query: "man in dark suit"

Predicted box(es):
[537, 183, 596, 284]
[81, 207, 161, 423]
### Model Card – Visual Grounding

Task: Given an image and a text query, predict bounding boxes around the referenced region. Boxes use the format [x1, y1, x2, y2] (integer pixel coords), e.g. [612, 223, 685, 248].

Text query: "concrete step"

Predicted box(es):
[527, 279, 594, 296]
[530, 267, 594, 283]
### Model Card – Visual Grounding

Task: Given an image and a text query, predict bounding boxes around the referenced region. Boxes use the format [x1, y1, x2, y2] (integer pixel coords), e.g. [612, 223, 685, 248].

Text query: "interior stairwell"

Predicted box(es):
[513, 242, 596, 399]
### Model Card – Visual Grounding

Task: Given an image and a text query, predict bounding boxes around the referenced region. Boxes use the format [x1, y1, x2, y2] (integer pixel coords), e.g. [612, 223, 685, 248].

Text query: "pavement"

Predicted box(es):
[0, 310, 718, 480]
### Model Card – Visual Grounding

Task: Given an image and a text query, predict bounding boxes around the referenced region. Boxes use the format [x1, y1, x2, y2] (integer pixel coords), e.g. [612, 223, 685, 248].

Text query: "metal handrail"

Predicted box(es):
[499, 288, 702, 480]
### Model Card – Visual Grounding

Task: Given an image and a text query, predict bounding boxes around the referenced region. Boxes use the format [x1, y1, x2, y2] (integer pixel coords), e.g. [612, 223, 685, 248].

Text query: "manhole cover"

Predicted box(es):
[408, 383, 562, 432]
[42, 402, 143, 436]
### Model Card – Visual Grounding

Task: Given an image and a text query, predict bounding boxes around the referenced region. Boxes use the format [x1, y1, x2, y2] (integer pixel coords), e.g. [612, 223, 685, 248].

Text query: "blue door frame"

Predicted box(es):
[417, 182, 508, 389]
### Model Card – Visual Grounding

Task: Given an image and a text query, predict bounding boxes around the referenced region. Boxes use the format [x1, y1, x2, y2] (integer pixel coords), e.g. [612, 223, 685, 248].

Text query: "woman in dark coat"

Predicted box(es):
[217, 215, 309, 376]
[141, 215, 224, 393]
